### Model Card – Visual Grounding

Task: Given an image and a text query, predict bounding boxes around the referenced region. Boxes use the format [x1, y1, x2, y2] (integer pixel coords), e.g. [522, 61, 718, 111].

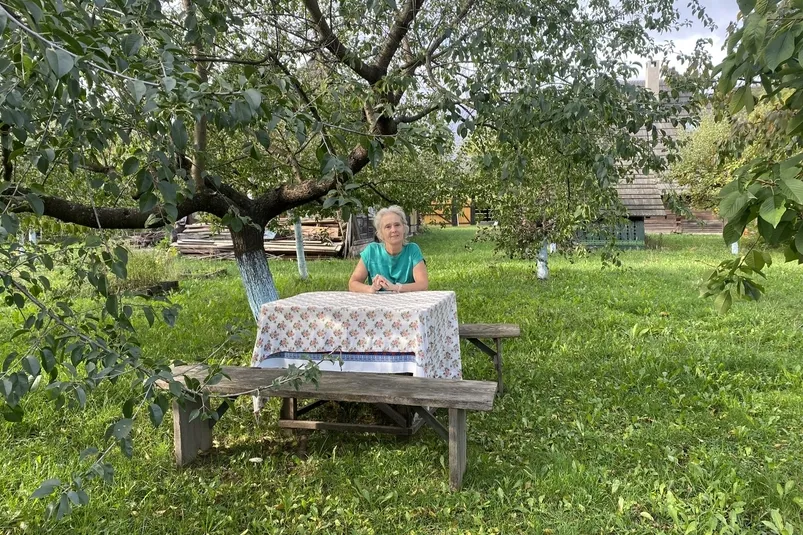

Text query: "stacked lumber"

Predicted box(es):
[173, 220, 345, 259]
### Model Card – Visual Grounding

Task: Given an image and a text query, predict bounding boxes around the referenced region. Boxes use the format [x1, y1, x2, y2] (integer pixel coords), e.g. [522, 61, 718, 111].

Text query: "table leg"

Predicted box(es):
[448, 408, 467, 490]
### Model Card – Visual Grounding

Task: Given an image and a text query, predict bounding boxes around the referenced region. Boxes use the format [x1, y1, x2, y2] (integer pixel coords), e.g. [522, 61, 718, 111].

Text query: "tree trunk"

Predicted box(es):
[231, 224, 279, 321]
[536, 242, 549, 280]
[294, 216, 308, 280]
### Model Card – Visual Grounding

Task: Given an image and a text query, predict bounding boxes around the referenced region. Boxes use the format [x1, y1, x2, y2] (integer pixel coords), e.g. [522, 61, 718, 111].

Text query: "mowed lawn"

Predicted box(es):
[1, 227, 802, 534]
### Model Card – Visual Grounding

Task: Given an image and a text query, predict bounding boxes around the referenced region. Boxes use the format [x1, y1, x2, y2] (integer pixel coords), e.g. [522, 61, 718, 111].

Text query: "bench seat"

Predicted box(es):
[160, 365, 497, 489]
[458, 323, 520, 395]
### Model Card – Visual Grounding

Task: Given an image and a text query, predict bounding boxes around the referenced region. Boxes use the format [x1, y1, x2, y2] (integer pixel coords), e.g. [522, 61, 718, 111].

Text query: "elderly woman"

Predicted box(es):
[349, 206, 429, 293]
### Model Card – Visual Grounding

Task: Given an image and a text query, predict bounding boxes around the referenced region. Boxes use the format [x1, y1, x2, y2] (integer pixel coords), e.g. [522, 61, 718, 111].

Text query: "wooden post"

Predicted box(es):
[172, 398, 212, 466]
[448, 408, 467, 490]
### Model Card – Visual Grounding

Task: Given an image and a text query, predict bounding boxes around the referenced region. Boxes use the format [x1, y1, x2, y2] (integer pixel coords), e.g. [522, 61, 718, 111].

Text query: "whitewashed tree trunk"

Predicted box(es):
[536, 242, 549, 280]
[731, 241, 739, 255]
[231, 225, 279, 321]
[294, 216, 308, 280]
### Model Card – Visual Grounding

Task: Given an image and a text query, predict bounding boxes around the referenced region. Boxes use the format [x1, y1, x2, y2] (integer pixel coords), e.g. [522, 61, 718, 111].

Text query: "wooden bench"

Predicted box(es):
[161, 365, 497, 490]
[458, 323, 521, 395]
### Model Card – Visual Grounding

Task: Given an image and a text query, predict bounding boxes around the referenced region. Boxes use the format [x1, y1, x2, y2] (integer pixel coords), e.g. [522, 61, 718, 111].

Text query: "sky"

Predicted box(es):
[634, 0, 740, 78]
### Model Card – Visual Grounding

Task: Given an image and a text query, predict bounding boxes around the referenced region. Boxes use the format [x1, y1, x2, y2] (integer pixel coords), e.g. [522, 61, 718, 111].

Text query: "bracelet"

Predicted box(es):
[397, 283, 402, 293]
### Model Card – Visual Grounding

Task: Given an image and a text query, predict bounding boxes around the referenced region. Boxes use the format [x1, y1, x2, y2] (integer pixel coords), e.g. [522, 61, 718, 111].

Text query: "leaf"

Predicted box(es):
[737, 0, 756, 14]
[122, 156, 139, 176]
[31, 479, 61, 499]
[743, 279, 762, 300]
[2, 405, 23, 422]
[121, 34, 143, 57]
[1, 213, 19, 236]
[148, 403, 164, 427]
[0, 10, 7, 34]
[765, 31, 796, 71]
[243, 89, 262, 110]
[45, 48, 74, 78]
[171, 119, 188, 151]
[255, 129, 271, 150]
[107, 418, 133, 440]
[162, 76, 176, 92]
[719, 191, 749, 220]
[723, 218, 746, 245]
[128, 79, 147, 104]
[759, 195, 787, 228]
[123, 398, 135, 418]
[779, 177, 803, 204]
[22, 355, 40, 377]
[715, 290, 733, 314]
[26, 193, 44, 216]
[143, 306, 155, 327]
[79, 447, 98, 460]
[796, 226, 803, 254]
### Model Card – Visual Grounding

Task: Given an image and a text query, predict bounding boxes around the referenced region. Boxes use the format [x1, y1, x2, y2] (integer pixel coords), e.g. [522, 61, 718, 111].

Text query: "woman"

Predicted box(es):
[348, 206, 429, 293]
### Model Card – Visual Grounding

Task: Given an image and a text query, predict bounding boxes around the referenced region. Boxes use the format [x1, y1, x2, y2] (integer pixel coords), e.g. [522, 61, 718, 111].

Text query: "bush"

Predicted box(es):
[113, 248, 181, 292]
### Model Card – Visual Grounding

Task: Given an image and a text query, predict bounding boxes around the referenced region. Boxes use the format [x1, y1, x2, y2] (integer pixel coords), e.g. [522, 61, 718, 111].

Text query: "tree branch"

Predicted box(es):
[375, 0, 426, 72]
[4, 188, 229, 229]
[1, 124, 11, 182]
[395, 101, 442, 123]
[302, 0, 384, 83]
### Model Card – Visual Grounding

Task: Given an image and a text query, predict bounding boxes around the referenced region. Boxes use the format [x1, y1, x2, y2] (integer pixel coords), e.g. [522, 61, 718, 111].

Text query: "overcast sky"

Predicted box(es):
[634, 0, 740, 78]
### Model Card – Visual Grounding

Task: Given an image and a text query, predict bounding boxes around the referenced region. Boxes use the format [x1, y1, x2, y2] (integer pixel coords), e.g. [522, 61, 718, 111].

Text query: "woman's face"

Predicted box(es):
[379, 213, 404, 246]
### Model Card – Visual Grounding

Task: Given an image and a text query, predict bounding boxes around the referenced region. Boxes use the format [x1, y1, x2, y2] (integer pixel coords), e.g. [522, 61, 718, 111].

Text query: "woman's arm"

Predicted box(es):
[396, 260, 429, 293]
[349, 259, 385, 293]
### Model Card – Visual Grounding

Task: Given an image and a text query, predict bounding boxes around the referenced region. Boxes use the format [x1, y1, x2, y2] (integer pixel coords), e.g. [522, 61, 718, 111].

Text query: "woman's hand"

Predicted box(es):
[371, 275, 391, 292]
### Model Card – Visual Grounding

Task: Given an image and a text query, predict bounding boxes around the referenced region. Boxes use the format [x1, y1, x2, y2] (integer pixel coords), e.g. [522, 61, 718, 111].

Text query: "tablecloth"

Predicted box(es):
[250, 291, 461, 379]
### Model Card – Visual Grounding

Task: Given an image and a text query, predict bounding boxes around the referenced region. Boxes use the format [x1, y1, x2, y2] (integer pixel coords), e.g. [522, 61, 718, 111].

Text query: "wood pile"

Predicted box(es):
[173, 219, 345, 259]
[128, 230, 166, 248]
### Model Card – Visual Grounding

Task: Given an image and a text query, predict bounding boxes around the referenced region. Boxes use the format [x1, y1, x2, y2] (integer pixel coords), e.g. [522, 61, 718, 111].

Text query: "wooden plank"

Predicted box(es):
[375, 403, 410, 428]
[413, 406, 448, 441]
[278, 419, 414, 435]
[172, 398, 212, 466]
[167, 366, 497, 412]
[448, 408, 467, 490]
[459, 323, 520, 339]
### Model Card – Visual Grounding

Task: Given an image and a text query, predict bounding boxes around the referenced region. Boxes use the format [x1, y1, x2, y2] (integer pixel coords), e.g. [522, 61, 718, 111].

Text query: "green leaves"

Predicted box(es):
[737, 0, 756, 14]
[128, 79, 147, 104]
[122, 156, 140, 176]
[719, 191, 749, 220]
[26, 193, 44, 216]
[243, 89, 262, 111]
[779, 177, 803, 204]
[45, 48, 74, 78]
[105, 418, 133, 440]
[121, 34, 143, 57]
[714, 290, 732, 314]
[730, 86, 754, 114]
[31, 479, 62, 499]
[759, 195, 786, 228]
[171, 119, 188, 151]
[764, 31, 796, 71]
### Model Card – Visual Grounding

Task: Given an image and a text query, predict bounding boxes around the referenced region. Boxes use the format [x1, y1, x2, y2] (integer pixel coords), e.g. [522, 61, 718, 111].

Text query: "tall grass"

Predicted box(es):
[1, 227, 802, 534]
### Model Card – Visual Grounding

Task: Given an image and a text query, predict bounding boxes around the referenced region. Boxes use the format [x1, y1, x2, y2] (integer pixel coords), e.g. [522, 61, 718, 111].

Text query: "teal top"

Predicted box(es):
[360, 242, 425, 286]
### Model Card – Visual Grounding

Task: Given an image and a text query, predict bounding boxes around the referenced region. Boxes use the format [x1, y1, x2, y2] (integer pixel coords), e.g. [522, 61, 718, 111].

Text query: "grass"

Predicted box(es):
[2, 227, 803, 534]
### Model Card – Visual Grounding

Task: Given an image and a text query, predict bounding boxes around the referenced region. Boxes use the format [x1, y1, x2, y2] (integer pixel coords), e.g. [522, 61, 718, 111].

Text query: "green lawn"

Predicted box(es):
[2, 227, 803, 534]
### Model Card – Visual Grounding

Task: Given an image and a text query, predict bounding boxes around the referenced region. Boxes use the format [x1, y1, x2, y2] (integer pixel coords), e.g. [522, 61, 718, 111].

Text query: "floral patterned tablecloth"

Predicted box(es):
[251, 291, 462, 379]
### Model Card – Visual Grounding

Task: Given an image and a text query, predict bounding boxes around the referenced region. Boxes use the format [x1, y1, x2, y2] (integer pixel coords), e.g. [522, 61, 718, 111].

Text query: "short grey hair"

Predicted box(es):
[373, 205, 409, 243]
